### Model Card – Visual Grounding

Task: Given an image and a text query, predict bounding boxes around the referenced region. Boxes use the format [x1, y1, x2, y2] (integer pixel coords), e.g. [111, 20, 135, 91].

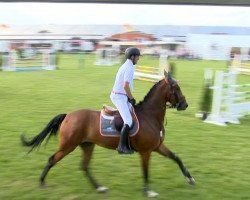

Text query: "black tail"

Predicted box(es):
[21, 114, 67, 153]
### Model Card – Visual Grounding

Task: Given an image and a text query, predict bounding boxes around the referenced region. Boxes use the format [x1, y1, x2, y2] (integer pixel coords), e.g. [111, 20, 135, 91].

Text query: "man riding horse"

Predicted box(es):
[21, 49, 195, 197]
[110, 47, 141, 154]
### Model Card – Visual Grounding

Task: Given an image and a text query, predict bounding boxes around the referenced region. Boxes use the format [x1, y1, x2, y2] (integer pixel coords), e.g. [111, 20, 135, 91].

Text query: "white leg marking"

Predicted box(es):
[96, 186, 109, 193]
[146, 190, 159, 198]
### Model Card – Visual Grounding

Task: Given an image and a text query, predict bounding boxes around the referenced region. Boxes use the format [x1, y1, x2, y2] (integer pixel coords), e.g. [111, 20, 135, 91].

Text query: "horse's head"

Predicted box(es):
[164, 71, 188, 111]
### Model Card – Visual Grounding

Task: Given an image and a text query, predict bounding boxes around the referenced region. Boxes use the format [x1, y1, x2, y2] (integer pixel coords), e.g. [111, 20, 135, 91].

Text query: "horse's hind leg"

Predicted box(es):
[155, 144, 195, 185]
[80, 142, 108, 193]
[40, 147, 76, 186]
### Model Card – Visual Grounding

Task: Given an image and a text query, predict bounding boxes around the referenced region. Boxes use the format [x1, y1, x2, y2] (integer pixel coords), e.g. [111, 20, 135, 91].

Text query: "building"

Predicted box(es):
[186, 34, 250, 60]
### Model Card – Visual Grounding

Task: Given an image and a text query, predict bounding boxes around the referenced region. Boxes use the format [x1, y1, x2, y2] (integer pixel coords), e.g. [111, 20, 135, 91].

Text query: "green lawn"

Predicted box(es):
[0, 53, 250, 200]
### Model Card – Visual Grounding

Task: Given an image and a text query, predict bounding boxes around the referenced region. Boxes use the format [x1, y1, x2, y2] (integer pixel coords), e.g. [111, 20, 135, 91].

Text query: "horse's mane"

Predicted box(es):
[136, 79, 163, 107]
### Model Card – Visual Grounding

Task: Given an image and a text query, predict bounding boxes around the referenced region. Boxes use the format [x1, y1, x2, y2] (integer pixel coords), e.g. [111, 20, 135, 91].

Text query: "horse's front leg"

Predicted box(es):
[139, 152, 159, 198]
[155, 144, 195, 185]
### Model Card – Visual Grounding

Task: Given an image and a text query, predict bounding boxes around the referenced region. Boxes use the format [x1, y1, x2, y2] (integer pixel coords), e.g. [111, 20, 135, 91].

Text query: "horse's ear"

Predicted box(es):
[164, 70, 175, 86]
[164, 70, 173, 83]
[164, 70, 169, 83]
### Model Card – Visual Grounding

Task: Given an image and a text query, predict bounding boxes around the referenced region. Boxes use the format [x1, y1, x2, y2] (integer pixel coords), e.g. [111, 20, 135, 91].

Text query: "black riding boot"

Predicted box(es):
[117, 124, 134, 154]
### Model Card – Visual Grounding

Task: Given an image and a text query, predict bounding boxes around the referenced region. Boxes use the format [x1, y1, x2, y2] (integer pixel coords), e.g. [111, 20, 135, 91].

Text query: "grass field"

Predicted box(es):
[1, 53, 250, 200]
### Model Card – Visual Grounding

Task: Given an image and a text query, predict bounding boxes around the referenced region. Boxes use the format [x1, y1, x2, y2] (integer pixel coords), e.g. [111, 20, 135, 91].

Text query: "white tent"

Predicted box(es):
[186, 34, 250, 60]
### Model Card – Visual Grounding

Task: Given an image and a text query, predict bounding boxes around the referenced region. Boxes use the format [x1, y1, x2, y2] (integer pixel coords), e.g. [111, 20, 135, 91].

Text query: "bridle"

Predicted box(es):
[165, 79, 185, 109]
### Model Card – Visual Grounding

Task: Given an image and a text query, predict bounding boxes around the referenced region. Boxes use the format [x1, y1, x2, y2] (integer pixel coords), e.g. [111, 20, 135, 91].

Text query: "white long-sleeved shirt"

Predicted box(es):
[111, 59, 134, 94]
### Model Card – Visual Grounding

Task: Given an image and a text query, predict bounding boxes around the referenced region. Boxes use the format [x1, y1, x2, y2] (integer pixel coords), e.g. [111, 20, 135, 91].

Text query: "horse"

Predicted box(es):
[21, 72, 195, 197]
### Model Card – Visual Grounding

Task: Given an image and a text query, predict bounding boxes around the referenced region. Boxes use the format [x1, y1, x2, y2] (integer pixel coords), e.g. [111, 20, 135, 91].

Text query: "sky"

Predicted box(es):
[0, 3, 250, 27]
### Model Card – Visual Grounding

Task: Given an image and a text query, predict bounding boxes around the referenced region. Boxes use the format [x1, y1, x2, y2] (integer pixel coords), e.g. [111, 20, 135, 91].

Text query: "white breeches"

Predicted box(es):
[110, 93, 133, 127]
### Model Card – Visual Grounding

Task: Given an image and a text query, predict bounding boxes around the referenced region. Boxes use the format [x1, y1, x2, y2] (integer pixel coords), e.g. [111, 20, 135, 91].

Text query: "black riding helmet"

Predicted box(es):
[125, 47, 141, 59]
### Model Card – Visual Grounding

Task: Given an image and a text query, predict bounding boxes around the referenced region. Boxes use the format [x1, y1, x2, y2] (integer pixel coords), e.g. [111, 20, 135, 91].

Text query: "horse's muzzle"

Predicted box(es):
[177, 102, 188, 111]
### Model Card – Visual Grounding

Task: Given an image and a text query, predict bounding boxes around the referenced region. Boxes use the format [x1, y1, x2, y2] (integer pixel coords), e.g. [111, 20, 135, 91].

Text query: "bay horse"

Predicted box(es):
[21, 72, 195, 197]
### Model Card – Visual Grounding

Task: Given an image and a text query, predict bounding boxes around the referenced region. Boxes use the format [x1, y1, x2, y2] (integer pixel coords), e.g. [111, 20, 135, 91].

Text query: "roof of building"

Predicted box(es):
[1, 24, 250, 40]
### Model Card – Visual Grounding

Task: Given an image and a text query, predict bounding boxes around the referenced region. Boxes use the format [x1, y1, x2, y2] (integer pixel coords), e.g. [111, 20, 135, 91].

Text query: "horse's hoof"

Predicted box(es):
[146, 190, 159, 198]
[40, 182, 46, 188]
[96, 186, 108, 193]
[186, 176, 196, 185]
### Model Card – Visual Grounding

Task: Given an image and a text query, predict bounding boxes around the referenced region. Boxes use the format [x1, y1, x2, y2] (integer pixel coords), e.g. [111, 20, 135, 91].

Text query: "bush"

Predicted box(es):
[198, 77, 213, 120]
[169, 61, 176, 78]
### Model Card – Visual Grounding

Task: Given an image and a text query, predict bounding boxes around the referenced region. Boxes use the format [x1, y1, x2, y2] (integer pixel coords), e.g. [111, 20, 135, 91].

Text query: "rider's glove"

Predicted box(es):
[129, 98, 136, 107]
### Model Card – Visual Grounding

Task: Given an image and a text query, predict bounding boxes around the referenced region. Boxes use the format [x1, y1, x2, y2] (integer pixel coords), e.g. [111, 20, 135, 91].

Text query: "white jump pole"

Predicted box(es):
[159, 50, 168, 74]
[3, 52, 16, 71]
[49, 53, 56, 70]
[204, 70, 227, 126]
[222, 71, 241, 124]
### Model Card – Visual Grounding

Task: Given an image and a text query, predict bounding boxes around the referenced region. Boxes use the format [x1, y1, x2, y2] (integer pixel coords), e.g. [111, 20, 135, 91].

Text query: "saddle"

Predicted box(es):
[100, 105, 139, 137]
[102, 105, 124, 131]
[102, 105, 119, 116]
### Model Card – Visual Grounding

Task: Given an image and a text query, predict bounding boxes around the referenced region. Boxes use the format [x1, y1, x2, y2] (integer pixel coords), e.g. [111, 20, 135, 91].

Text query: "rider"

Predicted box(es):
[110, 47, 141, 154]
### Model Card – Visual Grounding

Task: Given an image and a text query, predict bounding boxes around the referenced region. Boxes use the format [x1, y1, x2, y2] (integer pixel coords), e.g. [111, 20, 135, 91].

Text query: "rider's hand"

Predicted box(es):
[129, 98, 136, 107]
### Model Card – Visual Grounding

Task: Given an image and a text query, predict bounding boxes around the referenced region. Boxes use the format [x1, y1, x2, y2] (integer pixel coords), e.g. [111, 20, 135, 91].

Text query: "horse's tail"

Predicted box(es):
[20, 113, 67, 153]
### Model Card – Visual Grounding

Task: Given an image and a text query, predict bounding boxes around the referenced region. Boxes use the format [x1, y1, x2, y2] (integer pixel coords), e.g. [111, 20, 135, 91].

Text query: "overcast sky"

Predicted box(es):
[0, 3, 250, 26]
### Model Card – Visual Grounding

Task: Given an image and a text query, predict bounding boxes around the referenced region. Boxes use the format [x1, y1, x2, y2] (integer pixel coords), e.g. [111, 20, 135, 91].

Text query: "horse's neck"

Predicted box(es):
[141, 82, 168, 123]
